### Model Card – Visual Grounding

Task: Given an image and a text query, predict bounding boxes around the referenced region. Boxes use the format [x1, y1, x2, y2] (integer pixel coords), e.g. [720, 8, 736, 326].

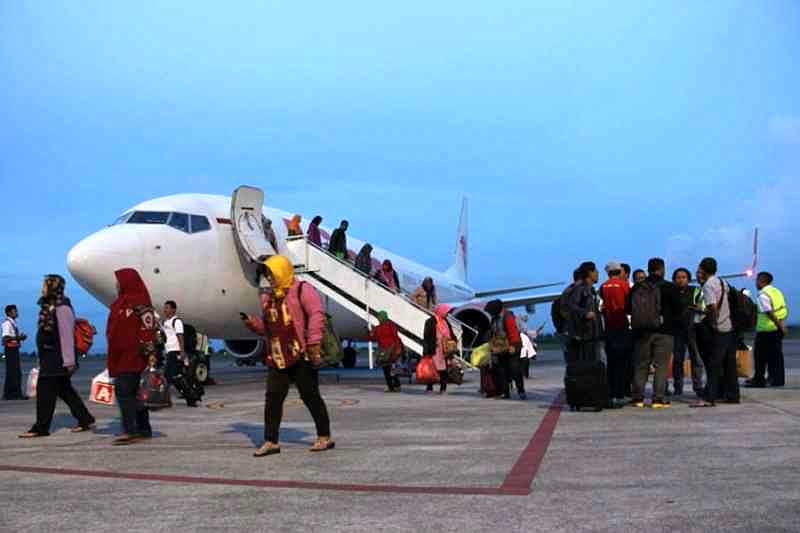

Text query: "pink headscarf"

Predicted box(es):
[434, 304, 453, 340]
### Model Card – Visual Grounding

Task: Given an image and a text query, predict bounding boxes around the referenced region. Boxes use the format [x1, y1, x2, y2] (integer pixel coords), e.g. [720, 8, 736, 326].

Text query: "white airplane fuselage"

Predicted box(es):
[67, 194, 475, 346]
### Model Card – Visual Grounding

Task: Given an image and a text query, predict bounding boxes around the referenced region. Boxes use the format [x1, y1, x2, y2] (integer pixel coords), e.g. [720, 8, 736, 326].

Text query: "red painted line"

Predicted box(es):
[0, 465, 501, 496]
[0, 392, 564, 497]
[499, 390, 564, 494]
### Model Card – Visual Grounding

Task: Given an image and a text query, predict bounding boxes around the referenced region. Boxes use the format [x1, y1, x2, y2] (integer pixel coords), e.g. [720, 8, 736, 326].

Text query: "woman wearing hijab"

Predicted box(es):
[376, 260, 401, 293]
[307, 215, 323, 247]
[412, 277, 438, 310]
[19, 275, 95, 438]
[107, 268, 159, 445]
[368, 311, 403, 392]
[422, 304, 457, 394]
[243, 255, 334, 457]
[287, 214, 303, 237]
[354, 244, 374, 276]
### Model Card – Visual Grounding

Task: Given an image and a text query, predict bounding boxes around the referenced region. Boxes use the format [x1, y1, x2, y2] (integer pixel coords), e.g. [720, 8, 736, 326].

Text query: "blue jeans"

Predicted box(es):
[115, 373, 151, 436]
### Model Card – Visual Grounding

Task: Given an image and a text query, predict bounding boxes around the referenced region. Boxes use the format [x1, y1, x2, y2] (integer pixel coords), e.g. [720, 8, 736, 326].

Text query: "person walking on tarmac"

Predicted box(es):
[422, 304, 457, 394]
[2, 304, 28, 400]
[106, 269, 160, 445]
[162, 301, 201, 407]
[600, 262, 630, 408]
[368, 311, 403, 392]
[243, 255, 334, 457]
[485, 299, 525, 400]
[328, 220, 349, 260]
[19, 276, 95, 438]
[746, 272, 789, 388]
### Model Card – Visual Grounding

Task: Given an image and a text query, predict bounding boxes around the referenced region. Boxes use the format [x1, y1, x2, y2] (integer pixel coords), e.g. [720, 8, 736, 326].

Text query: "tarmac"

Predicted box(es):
[1, 342, 798, 533]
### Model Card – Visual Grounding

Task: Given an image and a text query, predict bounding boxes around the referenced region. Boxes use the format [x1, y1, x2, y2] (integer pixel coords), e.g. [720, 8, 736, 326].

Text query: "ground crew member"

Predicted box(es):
[3, 305, 28, 400]
[746, 272, 789, 388]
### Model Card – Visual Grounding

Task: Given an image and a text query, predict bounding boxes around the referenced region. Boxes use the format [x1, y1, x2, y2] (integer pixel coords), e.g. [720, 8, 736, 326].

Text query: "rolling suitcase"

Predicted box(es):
[564, 341, 608, 411]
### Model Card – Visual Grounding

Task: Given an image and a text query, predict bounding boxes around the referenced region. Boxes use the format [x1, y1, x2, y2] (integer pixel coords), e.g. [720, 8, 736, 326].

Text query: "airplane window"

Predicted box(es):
[168, 212, 190, 233]
[127, 211, 170, 224]
[190, 215, 211, 233]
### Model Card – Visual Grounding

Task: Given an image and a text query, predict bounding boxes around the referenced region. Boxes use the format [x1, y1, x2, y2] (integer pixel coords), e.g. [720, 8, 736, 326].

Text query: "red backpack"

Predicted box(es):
[74, 319, 97, 355]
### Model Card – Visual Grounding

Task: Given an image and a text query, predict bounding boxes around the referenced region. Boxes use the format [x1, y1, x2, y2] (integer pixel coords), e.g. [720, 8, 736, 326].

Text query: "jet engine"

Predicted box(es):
[451, 305, 492, 348]
[224, 339, 265, 360]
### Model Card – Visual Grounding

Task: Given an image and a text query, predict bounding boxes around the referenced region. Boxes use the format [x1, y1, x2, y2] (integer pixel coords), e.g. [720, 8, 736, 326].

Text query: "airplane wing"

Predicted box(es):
[474, 282, 564, 298]
[495, 291, 563, 309]
[721, 227, 759, 281]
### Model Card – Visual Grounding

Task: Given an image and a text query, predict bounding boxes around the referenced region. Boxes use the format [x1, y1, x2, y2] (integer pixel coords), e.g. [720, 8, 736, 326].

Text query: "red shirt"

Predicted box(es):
[601, 278, 630, 332]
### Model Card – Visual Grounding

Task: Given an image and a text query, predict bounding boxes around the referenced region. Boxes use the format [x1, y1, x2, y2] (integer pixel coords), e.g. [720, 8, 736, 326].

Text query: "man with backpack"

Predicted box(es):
[746, 272, 789, 388]
[551, 269, 583, 359]
[692, 257, 739, 407]
[162, 301, 202, 407]
[485, 299, 524, 400]
[566, 263, 602, 360]
[600, 262, 630, 408]
[628, 258, 681, 409]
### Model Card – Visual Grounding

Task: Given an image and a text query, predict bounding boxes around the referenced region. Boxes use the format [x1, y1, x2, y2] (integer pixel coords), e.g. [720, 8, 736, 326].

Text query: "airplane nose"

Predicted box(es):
[67, 228, 143, 305]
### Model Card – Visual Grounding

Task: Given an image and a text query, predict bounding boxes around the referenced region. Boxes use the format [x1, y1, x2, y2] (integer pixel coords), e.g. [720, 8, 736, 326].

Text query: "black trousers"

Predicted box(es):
[492, 351, 525, 397]
[265, 359, 331, 444]
[3, 347, 23, 400]
[426, 370, 448, 392]
[115, 372, 151, 436]
[705, 331, 739, 403]
[753, 331, 785, 386]
[382, 365, 401, 390]
[605, 331, 630, 400]
[672, 328, 704, 394]
[29, 375, 94, 435]
[521, 357, 531, 379]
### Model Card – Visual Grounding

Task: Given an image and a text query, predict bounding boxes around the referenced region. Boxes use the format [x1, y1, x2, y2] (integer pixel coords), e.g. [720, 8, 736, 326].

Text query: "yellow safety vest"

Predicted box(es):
[757, 285, 788, 332]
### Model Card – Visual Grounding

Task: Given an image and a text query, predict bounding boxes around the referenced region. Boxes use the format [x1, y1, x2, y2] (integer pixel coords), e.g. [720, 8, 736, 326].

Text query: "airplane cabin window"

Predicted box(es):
[168, 212, 190, 233]
[127, 211, 170, 224]
[190, 215, 211, 233]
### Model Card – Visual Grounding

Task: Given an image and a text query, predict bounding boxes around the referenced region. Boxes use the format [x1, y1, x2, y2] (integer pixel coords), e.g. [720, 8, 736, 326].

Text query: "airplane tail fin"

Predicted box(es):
[747, 227, 759, 277]
[445, 197, 468, 283]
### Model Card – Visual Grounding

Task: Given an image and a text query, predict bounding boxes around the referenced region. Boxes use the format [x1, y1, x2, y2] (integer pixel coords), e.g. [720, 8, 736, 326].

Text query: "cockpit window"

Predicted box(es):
[127, 211, 170, 224]
[190, 215, 211, 233]
[112, 212, 132, 225]
[168, 212, 190, 233]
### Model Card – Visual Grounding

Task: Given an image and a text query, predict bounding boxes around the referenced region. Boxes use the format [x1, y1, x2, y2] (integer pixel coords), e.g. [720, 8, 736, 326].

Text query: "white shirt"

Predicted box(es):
[702, 276, 732, 333]
[758, 287, 774, 313]
[162, 316, 184, 353]
[1, 317, 18, 339]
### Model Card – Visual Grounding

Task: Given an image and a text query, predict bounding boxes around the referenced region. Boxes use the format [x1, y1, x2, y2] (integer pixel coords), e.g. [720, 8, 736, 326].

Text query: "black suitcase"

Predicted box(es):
[564, 341, 608, 411]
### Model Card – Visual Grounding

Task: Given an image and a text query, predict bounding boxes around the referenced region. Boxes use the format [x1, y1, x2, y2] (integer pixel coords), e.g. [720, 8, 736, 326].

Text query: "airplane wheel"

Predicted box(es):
[342, 347, 357, 368]
[194, 360, 209, 385]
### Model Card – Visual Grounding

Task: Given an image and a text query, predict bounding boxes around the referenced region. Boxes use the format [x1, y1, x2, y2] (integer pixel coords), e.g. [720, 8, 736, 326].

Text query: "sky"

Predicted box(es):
[1, 1, 799, 349]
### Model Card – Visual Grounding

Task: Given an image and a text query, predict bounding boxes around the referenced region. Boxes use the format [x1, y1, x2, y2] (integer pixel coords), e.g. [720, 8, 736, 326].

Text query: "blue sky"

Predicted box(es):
[2, 1, 799, 348]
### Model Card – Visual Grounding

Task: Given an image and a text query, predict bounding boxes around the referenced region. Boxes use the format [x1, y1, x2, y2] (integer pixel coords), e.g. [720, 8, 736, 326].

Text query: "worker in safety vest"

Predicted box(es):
[746, 272, 789, 388]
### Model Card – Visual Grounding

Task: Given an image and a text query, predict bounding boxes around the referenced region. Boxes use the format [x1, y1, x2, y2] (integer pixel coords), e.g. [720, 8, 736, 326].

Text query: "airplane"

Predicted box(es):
[67, 190, 563, 361]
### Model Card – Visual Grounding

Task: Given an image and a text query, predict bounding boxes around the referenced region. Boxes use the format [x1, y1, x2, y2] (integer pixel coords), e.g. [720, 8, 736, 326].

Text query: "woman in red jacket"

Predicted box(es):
[106, 269, 159, 446]
[368, 311, 403, 392]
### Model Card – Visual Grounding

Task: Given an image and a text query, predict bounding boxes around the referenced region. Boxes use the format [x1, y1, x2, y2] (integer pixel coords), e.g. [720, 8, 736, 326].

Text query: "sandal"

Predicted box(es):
[71, 424, 95, 433]
[112, 434, 139, 446]
[254, 443, 281, 457]
[309, 438, 335, 452]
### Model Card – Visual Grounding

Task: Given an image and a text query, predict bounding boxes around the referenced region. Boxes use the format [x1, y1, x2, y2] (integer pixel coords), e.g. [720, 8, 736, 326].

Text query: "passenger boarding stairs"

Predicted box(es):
[285, 236, 475, 366]
[230, 185, 475, 368]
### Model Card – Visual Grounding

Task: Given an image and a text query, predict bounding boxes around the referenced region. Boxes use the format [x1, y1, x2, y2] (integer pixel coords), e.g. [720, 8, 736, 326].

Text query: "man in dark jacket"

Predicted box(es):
[566, 265, 601, 362]
[627, 258, 681, 408]
[328, 220, 349, 260]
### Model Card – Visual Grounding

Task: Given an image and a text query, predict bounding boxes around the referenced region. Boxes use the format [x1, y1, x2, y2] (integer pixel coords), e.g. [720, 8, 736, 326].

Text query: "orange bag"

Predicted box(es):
[74, 319, 97, 355]
[415, 356, 440, 385]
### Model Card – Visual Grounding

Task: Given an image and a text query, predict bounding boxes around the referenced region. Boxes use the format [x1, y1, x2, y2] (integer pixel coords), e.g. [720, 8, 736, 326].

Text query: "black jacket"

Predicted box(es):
[566, 281, 601, 340]
[328, 228, 347, 256]
[36, 303, 73, 377]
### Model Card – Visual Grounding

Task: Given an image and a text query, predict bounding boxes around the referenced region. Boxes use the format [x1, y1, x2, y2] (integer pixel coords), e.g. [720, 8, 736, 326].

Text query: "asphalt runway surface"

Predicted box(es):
[1, 342, 799, 532]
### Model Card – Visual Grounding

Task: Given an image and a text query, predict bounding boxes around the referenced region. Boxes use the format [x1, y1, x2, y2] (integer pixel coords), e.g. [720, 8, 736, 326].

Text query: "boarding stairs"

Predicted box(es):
[284, 236, 475, 367]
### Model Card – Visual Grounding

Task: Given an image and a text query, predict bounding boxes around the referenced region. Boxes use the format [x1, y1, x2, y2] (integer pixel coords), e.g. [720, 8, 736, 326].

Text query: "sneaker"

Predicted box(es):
[632, 400, 646, 408]
[652, 399, 671, 409]
[744, 380, 766, 388]
[519, 393, 527, 401]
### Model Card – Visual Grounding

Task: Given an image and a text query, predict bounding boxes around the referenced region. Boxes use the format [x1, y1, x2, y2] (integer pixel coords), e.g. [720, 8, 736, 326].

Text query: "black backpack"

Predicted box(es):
[727, 285, 758, 332]
[630, 280, 663, 330]
[182, 323, 198, 354]
[552, 284, 577, 334]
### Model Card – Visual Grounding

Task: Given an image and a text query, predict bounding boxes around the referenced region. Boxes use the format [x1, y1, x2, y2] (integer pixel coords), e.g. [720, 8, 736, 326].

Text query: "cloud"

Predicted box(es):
[769, 115, 800, 145]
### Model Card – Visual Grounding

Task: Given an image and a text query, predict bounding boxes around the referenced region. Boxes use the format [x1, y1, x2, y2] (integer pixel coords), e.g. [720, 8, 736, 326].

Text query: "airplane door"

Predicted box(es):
[231, 186, 276, 264]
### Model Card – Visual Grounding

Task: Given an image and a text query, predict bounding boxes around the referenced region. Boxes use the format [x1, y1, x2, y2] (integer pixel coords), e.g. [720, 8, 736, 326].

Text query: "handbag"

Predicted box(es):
[415, 356, 440, 385]
[446, 364, 464, 385]
[137, 367, 172, 410]
[471, 343, 491, 368]
[490, 334, 510, 354]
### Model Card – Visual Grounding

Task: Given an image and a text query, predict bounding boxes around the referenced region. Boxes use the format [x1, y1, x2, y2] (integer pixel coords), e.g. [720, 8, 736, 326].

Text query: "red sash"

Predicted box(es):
[265, 298, 302, 370]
